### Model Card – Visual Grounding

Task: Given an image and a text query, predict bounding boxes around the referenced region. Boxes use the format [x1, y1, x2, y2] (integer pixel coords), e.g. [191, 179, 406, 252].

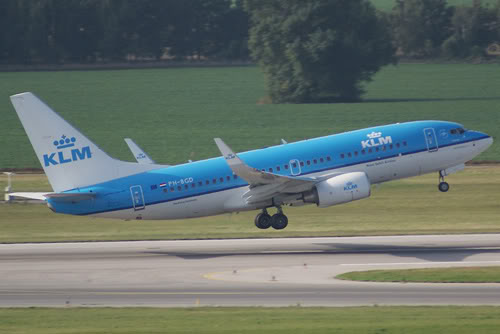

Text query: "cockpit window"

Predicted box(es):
[450, 128, 466, 135]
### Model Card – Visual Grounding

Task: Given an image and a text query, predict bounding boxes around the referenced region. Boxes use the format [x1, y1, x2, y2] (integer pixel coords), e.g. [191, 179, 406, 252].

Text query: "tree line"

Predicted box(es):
[0, 0, 249, 64]
[1, 0, 499, 65]
[391, 0, 500, 59]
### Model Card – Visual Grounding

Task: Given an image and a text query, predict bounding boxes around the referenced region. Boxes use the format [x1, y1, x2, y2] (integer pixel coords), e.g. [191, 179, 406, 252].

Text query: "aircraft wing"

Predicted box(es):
[214, 138, 341, 204]
[124, 138, 157, 165]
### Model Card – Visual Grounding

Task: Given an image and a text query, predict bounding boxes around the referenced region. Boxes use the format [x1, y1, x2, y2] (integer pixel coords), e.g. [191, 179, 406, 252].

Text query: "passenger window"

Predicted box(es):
[340, 154, 345, 159]
[212, 179, 216, 184]
[375, 147, 379, 152]
[313, 159, 317, 164]
[284, 164, 289, 169]
[403, 141, 407, 146]
[396, 143, 400, 148]
[361, 150, 366, 155]
[191, 183, 196, 188]
[233, 174, 238, 179]
[198, 181, 202, 186]
[177, 186, 182, 191]
[326, 156, 331, 161]
[170, 187, 175, 192]
[220, 177, 224, 183]
[450, 129, 457, 135]
[347, 152, 352, 158]
[354, 151, 358, 156]
[300, 161, 304, 167]
[389, 144, 393, 149]
[320, 158, 324, 163]
[206, 180, 210, 185]
[226, 176, 231, 181]
[163, 188, 168, 193]
[277, 166, 281, 171]
[382, 146, 386, 151]
[184, 184, 189, 190]
[458, 128, 465, 134]
[269, 168, 273, 172]
[306, 160, 310, 166]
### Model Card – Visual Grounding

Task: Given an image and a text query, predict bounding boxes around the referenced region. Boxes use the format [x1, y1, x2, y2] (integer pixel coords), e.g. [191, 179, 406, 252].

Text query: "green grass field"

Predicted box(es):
[1, 63, 499, 169]
[1, 306, 500, 334]
[1, 166, 499, 243]
[337, 266, 500, 283]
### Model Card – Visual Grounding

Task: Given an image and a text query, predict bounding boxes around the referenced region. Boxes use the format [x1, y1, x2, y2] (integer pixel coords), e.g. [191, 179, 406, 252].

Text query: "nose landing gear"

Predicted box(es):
[438, 172, 450, 192]
[254, 207, 289, 230]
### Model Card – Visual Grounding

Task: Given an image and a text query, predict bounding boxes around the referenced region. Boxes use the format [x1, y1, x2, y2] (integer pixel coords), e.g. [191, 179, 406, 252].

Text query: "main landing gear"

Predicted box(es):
[254, 207, 289, 230]
[438, 171, 450, 192]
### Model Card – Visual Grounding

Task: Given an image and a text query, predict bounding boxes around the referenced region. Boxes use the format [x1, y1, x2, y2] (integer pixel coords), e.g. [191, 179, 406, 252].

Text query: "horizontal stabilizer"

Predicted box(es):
[9, 192, 96, 202]
[9, 192, 50, 201]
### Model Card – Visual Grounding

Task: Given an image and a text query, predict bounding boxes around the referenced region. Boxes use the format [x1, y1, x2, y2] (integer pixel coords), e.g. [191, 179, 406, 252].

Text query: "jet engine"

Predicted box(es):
[302, 172, 371, 208]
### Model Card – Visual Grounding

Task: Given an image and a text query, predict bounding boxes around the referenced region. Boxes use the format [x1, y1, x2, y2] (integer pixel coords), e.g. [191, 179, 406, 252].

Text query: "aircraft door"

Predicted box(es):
[290, 159, 301, 176]
[424, 128, 438, 152]
[130, 185, 145, 211]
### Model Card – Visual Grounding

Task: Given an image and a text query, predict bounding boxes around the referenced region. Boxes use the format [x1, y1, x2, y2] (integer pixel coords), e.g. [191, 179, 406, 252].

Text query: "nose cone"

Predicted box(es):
[475, 133, 493, 154]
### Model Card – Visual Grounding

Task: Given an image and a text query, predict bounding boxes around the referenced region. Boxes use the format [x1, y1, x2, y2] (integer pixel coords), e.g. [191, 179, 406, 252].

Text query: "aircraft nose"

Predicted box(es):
[475, 132, 493, 153]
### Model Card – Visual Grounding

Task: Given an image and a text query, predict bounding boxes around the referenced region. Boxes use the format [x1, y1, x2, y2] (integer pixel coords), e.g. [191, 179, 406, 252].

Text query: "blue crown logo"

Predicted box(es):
[53, 135, 76, 149]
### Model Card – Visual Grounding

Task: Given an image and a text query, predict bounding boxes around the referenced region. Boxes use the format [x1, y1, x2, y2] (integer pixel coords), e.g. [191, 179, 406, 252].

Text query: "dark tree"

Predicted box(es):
[391, 0, 453, 57]
[442, 0, 499, 58]
[245, 0, 396, 103]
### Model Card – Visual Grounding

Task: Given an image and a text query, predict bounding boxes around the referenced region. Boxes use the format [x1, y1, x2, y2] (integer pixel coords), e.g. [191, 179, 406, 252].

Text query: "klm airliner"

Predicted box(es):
[10, 92, 493, 230]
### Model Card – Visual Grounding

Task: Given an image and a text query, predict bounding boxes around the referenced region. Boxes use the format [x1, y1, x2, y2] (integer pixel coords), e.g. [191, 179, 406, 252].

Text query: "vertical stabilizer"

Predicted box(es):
[10, 92, 160, 192]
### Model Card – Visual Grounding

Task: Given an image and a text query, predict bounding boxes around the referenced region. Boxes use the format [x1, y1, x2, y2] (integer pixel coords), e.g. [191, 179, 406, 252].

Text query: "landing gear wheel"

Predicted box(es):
[271, 213, 288, 230]
[255, 212, 272, 229]
[438, 182, 450, 192]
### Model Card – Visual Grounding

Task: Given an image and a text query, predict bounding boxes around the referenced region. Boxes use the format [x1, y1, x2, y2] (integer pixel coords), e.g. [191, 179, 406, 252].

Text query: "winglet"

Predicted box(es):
[124, 138, 157, 164]
[214, 138, 243, 167]
[214, 138, 296, 187]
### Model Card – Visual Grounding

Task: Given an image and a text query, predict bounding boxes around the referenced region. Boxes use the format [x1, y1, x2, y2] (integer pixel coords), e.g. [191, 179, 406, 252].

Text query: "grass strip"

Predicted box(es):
[1, 306, 500, 334]
[337, 266, 500, 283]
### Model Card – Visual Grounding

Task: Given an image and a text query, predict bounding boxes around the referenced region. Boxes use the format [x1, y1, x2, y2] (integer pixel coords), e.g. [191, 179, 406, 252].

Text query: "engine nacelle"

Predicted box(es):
[304, 172, 371, 208]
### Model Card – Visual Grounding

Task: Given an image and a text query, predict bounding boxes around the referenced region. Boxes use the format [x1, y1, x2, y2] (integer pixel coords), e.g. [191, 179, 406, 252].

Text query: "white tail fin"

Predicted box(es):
[10, 92, 161, 192]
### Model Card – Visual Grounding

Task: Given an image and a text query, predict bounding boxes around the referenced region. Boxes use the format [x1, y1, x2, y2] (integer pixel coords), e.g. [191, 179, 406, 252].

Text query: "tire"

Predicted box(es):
[438, 182, 450, 192]
[255, 213, 272, 229]
[271, 213, 288, 230]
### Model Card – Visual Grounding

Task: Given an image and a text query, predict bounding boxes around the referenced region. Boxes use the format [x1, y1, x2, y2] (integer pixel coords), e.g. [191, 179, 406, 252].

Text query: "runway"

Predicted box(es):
[1, 234, 500, 307]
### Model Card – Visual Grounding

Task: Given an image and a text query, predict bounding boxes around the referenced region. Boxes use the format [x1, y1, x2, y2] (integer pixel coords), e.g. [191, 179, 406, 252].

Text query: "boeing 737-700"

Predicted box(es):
[10, 92, 493, 230]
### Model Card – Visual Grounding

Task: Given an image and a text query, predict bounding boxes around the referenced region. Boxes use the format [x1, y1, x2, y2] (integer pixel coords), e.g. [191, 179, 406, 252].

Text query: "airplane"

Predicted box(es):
[10, 92, 493, 230]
